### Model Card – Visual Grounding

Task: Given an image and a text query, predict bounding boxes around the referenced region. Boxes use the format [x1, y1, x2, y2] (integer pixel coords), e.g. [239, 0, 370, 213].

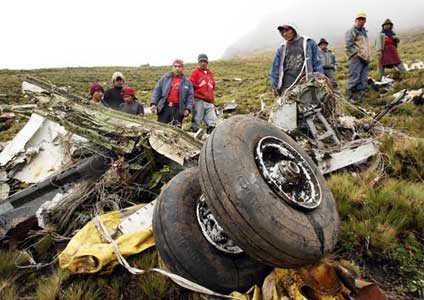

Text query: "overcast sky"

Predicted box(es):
[1, 0, 423, 69]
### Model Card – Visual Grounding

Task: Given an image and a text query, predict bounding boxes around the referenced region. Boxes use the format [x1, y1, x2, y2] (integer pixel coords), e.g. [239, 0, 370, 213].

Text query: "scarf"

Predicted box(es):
[383, 29, 395, 37]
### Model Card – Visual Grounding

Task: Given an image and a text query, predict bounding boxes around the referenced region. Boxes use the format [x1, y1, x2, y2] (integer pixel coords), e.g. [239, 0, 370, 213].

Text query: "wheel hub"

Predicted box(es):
[196, 196, 243, 254]
[255, 136, 322, 210]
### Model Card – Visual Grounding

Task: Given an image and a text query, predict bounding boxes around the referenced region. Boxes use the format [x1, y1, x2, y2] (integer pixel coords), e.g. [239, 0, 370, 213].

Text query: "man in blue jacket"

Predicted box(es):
[271, 23, 323, 97]
[150, 59, 193, 128]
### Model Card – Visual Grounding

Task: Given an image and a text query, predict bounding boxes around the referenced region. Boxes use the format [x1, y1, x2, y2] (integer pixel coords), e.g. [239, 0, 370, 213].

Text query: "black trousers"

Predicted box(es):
[158, 104, 184, 128]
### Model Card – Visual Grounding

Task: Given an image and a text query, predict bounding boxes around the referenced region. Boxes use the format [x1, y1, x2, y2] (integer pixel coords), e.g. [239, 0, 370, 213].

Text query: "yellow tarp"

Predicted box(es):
[58, 207, 384, 300]
[59, 206, 155, 274]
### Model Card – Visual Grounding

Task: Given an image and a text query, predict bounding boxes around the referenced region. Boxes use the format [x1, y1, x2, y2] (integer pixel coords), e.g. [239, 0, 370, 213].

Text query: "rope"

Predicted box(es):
[93, 214, 243, 300]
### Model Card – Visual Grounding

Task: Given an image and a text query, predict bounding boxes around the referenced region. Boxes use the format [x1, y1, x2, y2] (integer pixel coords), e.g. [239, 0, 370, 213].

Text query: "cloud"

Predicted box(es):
[223, 0, 424, 58]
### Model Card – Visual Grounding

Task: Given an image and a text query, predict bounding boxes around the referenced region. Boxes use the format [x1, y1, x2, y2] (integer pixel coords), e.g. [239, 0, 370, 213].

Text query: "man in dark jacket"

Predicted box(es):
[103, 72, 125, 110]
[318, 38, 338, 89]
[150, 59, 193, 128]
[189, 53, 217, 133]
[345, 12, 371, 104]
[271, 23, 323, 97]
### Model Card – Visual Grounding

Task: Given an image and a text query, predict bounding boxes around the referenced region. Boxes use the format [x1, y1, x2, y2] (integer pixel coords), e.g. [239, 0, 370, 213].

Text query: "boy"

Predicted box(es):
[119, 87, 144, 116]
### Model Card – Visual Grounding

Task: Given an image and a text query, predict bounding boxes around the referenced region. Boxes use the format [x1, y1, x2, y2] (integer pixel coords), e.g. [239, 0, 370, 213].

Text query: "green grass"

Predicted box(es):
[0, 29, 423, 299]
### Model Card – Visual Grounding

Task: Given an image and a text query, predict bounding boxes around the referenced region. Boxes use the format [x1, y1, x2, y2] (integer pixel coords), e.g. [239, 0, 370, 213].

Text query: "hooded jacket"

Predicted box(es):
[270, 37, 323, 91]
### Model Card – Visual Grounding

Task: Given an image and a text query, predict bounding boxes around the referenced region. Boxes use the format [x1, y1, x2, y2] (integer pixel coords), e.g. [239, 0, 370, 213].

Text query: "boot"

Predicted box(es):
[346, 89, 357, 104]
[358, 90, 366, 104]
[206, 126, 215, 134]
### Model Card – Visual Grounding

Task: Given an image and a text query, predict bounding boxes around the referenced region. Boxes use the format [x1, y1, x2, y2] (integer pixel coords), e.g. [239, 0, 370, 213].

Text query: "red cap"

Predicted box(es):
[172, 59, 184, 66]
[277, 25, 291, 32]
[89, 83, 104, 96]
[121, 86, 137, 99]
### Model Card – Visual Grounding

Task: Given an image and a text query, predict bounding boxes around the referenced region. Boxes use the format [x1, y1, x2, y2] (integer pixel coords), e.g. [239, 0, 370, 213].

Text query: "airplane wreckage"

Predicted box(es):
[0, 76, 422, 299]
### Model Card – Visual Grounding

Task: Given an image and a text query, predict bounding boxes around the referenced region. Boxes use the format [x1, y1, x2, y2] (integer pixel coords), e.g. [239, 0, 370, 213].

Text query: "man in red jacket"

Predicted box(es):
[189, 53, 217, 133]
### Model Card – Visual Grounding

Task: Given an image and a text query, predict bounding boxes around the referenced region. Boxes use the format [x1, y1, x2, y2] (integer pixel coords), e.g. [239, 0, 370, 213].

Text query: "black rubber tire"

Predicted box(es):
[152, 167, 270, 294]
[199, 115, 339, 267]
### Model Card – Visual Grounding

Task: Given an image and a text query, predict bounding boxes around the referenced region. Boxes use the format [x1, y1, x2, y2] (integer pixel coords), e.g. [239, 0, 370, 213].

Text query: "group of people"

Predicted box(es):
[89, 12, 405, 132]
[89, 54, 217, 132]
[271, 12, 405, 104]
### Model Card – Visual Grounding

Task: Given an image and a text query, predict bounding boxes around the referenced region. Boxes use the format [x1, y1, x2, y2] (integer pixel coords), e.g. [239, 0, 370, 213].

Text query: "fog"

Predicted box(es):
[1, 0, 423, 69]
[223, 0, 424, 58]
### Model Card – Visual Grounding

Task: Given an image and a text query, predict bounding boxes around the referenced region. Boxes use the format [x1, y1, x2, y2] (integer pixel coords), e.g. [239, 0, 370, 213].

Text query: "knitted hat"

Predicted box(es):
[89, 83, 104, 96]
[198, 53, 208, 62]
[172, 59, 184, 66]
[318, 38, 329, 46]
[111, 72, 125, 84]
[121, 86, 137, 99]
[382, 18, 393, 26]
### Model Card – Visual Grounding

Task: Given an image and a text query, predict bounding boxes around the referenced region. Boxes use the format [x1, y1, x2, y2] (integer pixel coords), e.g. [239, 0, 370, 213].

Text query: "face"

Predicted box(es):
[319, 43, 328, 51]
[92, 90, 103, 102]
[123, 94, 134, 103]
[383, 23, 392, 31]
[198, 60, 208, 70]
[280, 28, 296, 41]
[114, 77, 124, 88]
[355, 17, 366, 28]
[173, 64, 183, 76]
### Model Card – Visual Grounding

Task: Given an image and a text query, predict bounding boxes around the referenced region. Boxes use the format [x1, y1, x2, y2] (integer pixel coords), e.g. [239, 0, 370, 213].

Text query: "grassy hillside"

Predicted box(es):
[0, 30, 423, 299]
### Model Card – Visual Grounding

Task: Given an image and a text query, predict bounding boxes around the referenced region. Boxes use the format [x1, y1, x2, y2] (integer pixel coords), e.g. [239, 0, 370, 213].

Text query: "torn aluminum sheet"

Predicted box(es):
[36, 188, 74, 228]
[149, 133, 200, 166]
[269, 101, 297, 131]
[317, 139, 379, 174]
[0, 170, 8, 182]
[223, 100, 238, 112]
[24, 78, 202, 166]
[374, 76, 394, 86]
[0, 188, 65, 239]
[267, 77, 379, 174]
[12, 116, 67, 183]
[0, 113, 45, 168]
[0, 113, 85, 184]
[0, 183, 10, 201]
[22, 81, 46, 94]
[118, 200, 156, 235]
[408, 60, 424, 71]
[0, 155, 110, 240]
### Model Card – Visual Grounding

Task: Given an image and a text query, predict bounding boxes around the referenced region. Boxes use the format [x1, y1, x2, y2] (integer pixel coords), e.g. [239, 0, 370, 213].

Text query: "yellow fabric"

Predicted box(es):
[356, 12, 367, 19]
[234, 264, 359, 300]
[58, 207, 155, 274]
[230, 285, 261, 300]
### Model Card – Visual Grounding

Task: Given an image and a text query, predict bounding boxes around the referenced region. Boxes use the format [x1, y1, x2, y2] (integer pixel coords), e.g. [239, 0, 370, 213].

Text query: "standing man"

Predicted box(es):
[317, 38, 338, 89]
[189, 53, 217, 133]
[270, 23, 323, 97]
[103, 72, 125, 110]
[376, 19, 405, 79]
[150, 59, 193, 128]
[345, 12, 371, 104]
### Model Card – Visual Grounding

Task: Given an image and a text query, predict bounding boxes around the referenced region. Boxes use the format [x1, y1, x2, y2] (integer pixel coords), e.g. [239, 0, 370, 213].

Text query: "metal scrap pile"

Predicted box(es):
[1, 76, 413, 299]
[0, 77, 201, 243]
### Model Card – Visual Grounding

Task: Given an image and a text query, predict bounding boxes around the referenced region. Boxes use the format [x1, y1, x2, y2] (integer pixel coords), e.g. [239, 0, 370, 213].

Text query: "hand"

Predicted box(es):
[183, 109, 190, 117]
[4, 119, 14, 129]
[272, 89, 280, 97]
[150, 104, 157, 114]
